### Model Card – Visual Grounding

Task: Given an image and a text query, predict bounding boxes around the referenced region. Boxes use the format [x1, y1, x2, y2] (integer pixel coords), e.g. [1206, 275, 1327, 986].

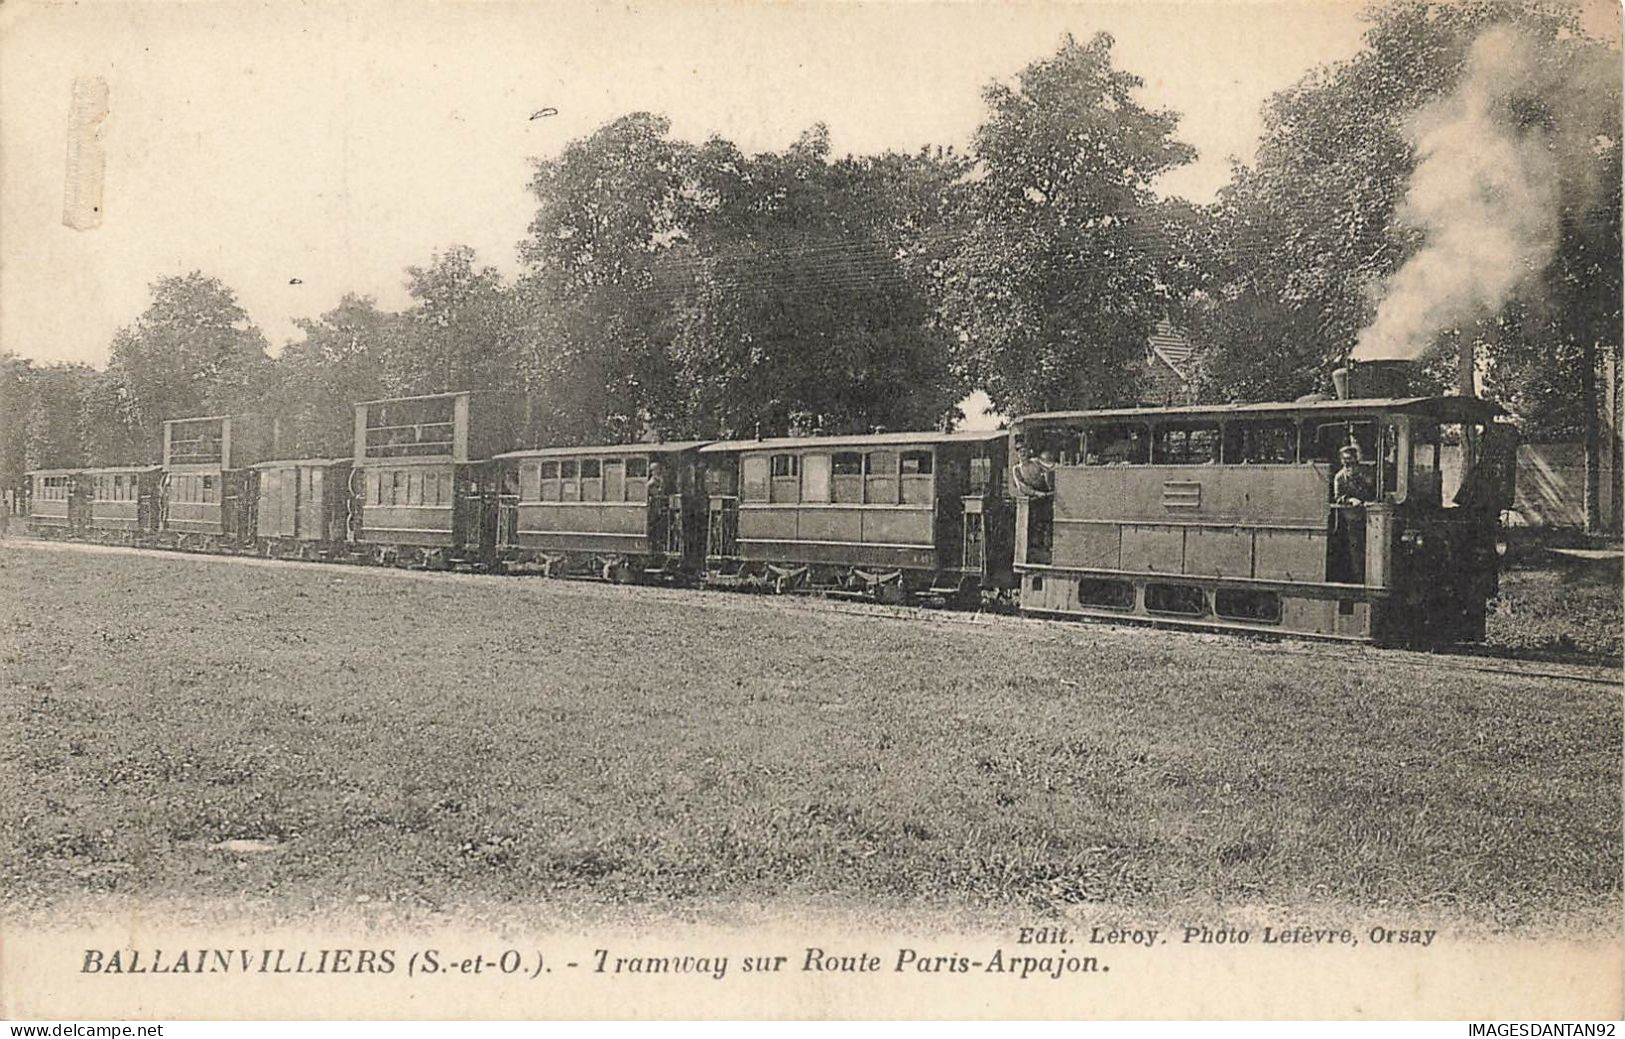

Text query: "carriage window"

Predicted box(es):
[368, 470, 382, 505]
[389, 471, 404, 506]
[703, 461, 737, 497]
[1084, 424, 1150, 465]
[1224, 421, 1299, 464]
[865, 450, 899, 505]
[625, 457, 649, 503]
[408, 470, 424, 506]
[769, 453, 800, 503]
[801, 453, 831, 503]
[520, 462, 541, 501]
[830, 452, 863, 504]
[540, 460, 561, 502]
[580, 458, 603, 502]
[202, 475, 218, 504]
[1153, 425, 1219, 465]
[741, 455, 770, 502]
[900, 449, 933, 505]
[559, 459, 580, 502]
[603, 459, 626, 502]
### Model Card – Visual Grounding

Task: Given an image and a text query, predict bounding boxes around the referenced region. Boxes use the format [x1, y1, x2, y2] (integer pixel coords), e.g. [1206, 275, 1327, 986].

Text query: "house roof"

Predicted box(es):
[1147, 318, 1195, 378]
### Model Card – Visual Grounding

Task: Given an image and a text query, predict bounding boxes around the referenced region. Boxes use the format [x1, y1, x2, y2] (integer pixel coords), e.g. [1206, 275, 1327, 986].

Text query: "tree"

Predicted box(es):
[0, 352, 30, 491]
[384, 247, 520, 399]
[941, 33, 1196, 416]
[106, 272, 271, 455]
[520, 114, 967, 441]
[1182, 5, 1618, 391]
[1180, 0, 1620, 529]
[269, 294, 393, 457]
[22, 364, 95, 471]
[665, 132, 968, 436]
[518, 113, 697, 442]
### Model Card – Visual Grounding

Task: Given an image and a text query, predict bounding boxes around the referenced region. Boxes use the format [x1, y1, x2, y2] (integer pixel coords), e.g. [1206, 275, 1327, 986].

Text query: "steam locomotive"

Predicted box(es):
[23, 360, 1516, 646]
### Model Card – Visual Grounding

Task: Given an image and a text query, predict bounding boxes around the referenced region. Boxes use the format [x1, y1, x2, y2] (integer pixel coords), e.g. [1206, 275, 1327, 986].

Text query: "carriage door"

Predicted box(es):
[454, 464, 496, 558]
[704, 458, 739, 560]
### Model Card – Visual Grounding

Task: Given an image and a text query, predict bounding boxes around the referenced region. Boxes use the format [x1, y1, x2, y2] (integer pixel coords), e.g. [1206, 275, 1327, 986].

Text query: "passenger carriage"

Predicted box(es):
[159, 414, 274, 551]
[698, 430, 1013, 603]
[25, 469, 84, 535]
[1009, 388, 1514, 645]
[82, 465, 162, 542]
[248, 457, 353, 559]
[350, 391, 523, 567]
[495, 441, 711, 581]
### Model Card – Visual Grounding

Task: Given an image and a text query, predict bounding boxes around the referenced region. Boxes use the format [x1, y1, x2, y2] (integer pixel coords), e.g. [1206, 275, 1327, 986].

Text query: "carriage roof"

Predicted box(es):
[495, 440, 713, 461]
[248, 457, 351, 469]
[698, 429, 1007, 454]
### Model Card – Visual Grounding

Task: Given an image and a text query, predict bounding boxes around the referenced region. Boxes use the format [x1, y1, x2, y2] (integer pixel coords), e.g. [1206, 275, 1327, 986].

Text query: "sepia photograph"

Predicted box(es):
[1, 0, 1620, 1022]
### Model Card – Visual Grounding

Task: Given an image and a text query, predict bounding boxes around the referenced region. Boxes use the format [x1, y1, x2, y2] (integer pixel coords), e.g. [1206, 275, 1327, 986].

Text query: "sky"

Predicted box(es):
[0, 0, 1614, 372]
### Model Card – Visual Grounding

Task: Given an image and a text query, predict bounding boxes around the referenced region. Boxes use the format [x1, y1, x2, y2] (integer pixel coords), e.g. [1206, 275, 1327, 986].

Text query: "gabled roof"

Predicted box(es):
[1146, 318, 1195, 378]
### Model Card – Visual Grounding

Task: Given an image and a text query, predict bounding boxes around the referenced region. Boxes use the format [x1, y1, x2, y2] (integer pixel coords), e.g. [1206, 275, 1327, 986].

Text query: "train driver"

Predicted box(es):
[1013, 449, 1056, 497]
[1333, 444, 1375, 506]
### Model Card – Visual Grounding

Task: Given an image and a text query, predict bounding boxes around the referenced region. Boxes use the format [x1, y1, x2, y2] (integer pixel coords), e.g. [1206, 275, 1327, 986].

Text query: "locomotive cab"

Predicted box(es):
[1009, 396, 1510, 645]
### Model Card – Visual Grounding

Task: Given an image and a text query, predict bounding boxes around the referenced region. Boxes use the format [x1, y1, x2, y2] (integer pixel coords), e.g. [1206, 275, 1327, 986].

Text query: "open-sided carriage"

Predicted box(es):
[158, 414, 274, 552]
[697, 429, 1014, 603]
[349, 391, 524, 568]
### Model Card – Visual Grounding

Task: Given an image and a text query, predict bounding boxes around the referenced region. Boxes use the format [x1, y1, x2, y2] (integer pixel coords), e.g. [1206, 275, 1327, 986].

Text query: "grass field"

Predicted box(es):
[1, 540, 1619, 932]
[1487, 530, 1624, 660]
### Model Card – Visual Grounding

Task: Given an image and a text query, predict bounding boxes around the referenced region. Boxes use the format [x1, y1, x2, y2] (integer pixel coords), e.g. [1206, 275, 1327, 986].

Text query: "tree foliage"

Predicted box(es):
[1178, 0, 1621, 430]
[941, 32, 1196, 415]
[105, 272, 271, 456]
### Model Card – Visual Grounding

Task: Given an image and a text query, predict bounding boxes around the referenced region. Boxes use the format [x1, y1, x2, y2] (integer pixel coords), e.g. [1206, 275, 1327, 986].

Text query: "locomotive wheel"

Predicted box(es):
[875, 582, 911, 606]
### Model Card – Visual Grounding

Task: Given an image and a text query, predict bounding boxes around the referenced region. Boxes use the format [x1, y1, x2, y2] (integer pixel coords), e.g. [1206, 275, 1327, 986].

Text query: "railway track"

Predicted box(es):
[7, 533, 1619, 689]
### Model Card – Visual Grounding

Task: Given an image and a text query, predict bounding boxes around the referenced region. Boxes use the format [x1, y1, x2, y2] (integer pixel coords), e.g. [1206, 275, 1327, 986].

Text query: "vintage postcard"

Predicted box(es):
[1, 0, 1620, 1021]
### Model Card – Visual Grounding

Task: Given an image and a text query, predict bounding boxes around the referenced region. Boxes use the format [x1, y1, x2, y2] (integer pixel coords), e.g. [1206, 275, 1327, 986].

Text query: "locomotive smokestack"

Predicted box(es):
[1333, 359, 1416, 400]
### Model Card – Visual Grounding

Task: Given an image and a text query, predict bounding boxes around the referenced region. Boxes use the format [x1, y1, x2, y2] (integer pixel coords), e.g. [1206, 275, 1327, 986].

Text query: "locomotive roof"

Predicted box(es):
[1015, 396, 1506, 424]
[698, 429, 1007, 453]
[495, 440, 713, 460]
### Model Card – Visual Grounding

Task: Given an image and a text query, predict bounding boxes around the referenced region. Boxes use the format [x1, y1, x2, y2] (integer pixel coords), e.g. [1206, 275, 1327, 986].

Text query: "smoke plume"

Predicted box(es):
[1353, 25, 1617, 361]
